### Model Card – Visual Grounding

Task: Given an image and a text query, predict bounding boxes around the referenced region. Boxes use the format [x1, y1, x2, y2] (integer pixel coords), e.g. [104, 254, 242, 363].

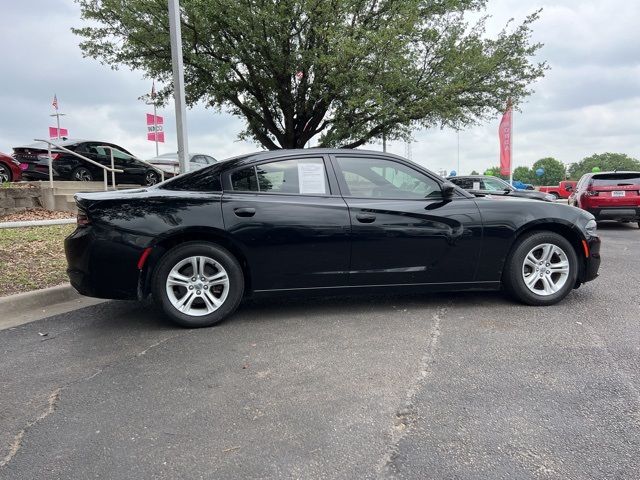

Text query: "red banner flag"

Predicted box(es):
[49, 126, 68, 138]
[146, 113, 164, 142]
[499, 102, 513, 176]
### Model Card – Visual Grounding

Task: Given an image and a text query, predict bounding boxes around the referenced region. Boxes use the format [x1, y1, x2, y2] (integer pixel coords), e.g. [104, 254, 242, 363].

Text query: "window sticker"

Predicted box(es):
[473, 181, 481, 190]
[298, 162, 326, 194]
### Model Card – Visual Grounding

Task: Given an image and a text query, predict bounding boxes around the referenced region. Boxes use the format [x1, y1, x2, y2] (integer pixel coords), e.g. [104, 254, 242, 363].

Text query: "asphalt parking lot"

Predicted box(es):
[1, 223, 639, 479]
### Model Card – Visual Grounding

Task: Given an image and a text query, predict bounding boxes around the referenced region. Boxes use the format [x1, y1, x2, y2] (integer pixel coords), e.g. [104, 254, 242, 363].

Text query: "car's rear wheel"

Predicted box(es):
[549, 192, 559, 201]
[0, 164, 11, 183]
[71, 166, 93, 181]
[502, 231, 578, 306]
[152, 242, 244, 327]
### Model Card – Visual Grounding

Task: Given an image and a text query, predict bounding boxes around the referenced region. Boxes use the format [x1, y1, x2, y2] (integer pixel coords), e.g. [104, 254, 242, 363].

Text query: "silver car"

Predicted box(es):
[146, 153, 217, 178]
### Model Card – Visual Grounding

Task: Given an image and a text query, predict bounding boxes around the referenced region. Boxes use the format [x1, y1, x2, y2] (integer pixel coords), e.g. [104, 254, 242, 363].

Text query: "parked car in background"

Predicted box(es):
[511, 180, 534, 190]
[146, 153, 217, 178]
[65, 149, 600, 328]
[569, 171, 640, 228]
[13, 139, 163, 186]
[0, 152, 22, 183]
[448, 175, 555, 202]
[539, 181, 577, 200]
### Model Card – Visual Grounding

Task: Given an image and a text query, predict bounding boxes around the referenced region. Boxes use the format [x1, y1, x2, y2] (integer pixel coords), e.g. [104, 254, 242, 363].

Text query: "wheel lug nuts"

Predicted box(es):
[196, 290, 201, 295]
[188, 286, 193, 290]
[204, 285, 208, 290]
[191, 277, 196, 281]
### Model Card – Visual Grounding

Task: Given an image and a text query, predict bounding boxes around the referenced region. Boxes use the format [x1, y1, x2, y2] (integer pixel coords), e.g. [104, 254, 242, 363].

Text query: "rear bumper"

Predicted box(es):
[587, 207, 640, 221]
[64, 225, 148, 300]
[581, 236, 601, 283]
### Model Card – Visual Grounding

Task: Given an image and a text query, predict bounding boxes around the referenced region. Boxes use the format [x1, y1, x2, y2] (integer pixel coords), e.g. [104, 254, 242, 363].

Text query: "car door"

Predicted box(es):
[221, 155, 351, 291]
[107, 144, 143, 184]
[331, 154, 483, 286]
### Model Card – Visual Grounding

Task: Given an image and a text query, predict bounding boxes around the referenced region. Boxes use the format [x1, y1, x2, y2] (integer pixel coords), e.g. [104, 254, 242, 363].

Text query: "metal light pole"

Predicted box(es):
[168, 0, 189, 174]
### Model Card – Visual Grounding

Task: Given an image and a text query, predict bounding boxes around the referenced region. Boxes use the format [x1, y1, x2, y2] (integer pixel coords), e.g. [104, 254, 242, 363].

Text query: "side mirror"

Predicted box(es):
[441, 181, 456, 198]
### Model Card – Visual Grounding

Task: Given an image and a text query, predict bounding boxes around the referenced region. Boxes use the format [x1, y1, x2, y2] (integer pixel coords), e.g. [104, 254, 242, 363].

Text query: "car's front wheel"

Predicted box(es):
[144, 170, 160, 186]
[152, 242, 244, 327]
[502, 231, 578, 306]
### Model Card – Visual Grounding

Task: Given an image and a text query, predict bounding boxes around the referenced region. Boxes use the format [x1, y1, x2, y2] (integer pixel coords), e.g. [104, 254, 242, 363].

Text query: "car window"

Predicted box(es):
[204, 156, 217, 164]
[483, 177, 508, 191]
[336, 157, 440, 199]
[231, 158, 328, 195]
[592, 173, 640, 186]
[450, 178, 473, 189]
[191, 155, 207, 165]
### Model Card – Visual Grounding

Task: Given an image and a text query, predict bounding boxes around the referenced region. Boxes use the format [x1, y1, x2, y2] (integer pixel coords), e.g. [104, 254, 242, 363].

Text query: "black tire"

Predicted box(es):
[151, 242, 244, 327]
[502, 231, 578, 306]
[549, 192, 559, 201]
[144, 170, 160, 186]
[0, 164, 11, 183]
[637, 222, 640, 229]
[71, 166, 93, 181]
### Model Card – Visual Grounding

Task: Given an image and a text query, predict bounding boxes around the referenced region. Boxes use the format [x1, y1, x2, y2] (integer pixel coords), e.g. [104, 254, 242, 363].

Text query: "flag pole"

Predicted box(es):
[153, 101, 159, 157]
[509, 103, 514, 186]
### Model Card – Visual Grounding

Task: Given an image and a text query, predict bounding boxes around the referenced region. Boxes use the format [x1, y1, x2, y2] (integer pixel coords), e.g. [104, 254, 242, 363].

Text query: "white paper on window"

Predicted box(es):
[473, 181, 481, 190]
[298, 162, 326, 194]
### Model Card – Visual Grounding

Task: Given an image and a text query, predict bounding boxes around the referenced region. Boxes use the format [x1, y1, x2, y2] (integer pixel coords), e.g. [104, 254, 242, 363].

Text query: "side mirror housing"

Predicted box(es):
[441, 181, 456, 198]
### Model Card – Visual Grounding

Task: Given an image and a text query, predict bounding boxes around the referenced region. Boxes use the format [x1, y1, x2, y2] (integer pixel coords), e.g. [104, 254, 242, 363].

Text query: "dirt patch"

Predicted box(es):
[0, 224, 75, 296]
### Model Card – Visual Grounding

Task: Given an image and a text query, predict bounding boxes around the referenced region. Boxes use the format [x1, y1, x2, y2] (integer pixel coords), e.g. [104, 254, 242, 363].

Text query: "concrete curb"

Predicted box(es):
[0, 283, 80, 316]
[0, 218, 76, 229]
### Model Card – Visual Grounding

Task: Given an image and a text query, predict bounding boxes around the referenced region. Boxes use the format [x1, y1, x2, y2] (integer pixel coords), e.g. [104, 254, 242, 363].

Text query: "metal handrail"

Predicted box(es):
[95, 145, 165, 184]
[34, 139, 124, 191]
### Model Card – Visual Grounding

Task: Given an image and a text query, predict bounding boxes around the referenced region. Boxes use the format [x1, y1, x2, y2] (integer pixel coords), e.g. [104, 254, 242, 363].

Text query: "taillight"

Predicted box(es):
[77, 209, 90, 226]
[37, 153, 61, 161]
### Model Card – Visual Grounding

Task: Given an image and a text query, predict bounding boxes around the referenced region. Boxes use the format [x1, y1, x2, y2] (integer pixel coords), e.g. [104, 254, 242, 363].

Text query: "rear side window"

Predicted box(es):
[161, 166, 222, 191]
[231, 158, 328, 195]
[450, 178, 473, 190]
[592, 174, 640, 186]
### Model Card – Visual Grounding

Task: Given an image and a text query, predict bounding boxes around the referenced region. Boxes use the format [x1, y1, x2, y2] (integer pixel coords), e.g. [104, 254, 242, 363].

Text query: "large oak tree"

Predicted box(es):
[74, 0, 547, 150]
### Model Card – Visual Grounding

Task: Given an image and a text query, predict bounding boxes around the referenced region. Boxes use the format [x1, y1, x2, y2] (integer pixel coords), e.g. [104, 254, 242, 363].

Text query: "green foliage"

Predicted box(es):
[483, 166, 507, 180]
[568, 153, 640, 179]
[529, 157, 565, 185]
[512, 165, 533, 184]
[74, 0, 547, 150]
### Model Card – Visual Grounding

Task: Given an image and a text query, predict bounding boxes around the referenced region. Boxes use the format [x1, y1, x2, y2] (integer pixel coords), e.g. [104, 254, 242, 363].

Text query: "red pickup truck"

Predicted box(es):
[538, 181, 577, 200]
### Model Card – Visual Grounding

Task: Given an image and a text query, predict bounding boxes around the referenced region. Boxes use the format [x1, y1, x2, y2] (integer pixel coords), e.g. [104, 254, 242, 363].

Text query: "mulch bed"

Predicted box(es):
[0, 208, 75, 223]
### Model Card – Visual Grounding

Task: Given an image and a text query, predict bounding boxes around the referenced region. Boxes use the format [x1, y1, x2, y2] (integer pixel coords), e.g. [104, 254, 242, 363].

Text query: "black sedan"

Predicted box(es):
[448, 175, 555, 202]
[13, 139, 162, 186]
[65, 149, 601, 327]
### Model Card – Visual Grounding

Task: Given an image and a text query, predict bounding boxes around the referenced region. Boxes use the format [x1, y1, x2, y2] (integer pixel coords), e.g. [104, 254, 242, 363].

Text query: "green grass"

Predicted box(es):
[0, 224, 75, 296]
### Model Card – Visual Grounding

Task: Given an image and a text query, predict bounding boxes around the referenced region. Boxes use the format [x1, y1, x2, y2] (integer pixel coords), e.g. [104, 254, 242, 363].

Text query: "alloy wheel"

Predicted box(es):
[75, 168, 92, 181]
[0, 165, 10, 183]
[165, 256, 230, 317]
[521, 243, 570, 296]
[146, 171, 159, 186]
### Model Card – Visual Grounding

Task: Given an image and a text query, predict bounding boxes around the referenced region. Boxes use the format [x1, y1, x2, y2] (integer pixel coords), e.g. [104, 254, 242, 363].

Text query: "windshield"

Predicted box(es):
[592, 173, 640, 186]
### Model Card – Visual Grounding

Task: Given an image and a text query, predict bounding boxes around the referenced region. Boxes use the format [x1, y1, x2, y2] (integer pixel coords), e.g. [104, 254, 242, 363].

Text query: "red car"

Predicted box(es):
[0, 152, 22, 183]
[539, 180, 577, 200]
[569, 171, 640, 228]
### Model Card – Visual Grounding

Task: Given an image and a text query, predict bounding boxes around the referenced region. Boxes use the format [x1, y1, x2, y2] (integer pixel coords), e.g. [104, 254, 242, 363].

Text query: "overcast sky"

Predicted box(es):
[1, 0, 639, 175]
